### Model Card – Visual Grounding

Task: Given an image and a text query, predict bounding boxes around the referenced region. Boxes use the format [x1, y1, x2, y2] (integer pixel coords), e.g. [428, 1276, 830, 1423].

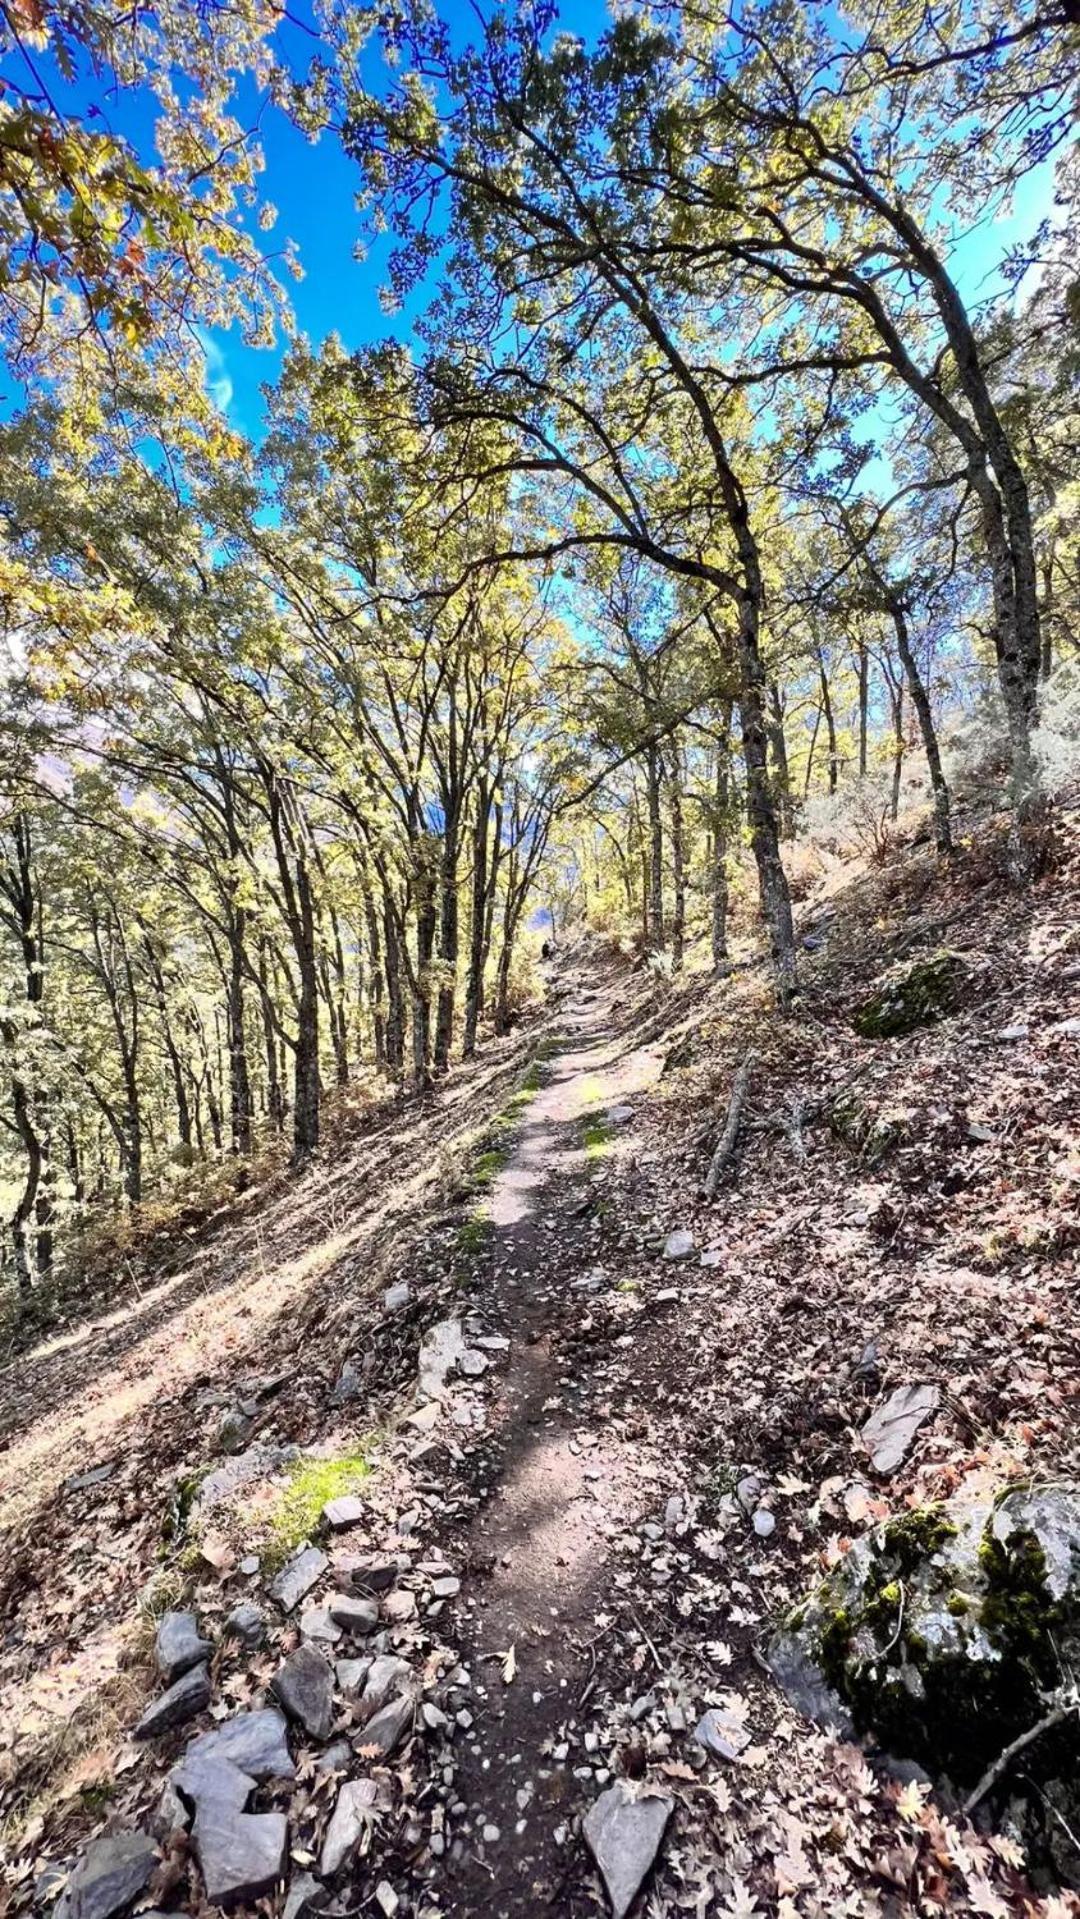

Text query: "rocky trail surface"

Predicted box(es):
[5, 810, 1080, 1919]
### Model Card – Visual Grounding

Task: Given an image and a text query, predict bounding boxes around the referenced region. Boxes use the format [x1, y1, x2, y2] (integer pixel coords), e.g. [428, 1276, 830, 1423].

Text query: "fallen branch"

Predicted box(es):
[703, 1049, 756, 1200]
[962, 1700, 1073, 1815]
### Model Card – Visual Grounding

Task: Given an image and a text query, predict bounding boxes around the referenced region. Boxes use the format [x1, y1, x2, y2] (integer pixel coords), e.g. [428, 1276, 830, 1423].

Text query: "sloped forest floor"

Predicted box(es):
[3, 792, 1080, 1919]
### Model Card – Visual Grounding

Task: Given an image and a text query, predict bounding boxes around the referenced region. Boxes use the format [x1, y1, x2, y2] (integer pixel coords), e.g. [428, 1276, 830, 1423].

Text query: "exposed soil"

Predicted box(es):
[4, 798, 1080, 1919]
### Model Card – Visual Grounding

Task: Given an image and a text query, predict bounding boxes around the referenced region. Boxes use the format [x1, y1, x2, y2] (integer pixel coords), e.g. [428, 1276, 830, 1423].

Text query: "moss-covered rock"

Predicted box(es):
[853, 948, 969, 1038]
[829, 1094, 912, 1166]
[770, 1487, 1080, 1789]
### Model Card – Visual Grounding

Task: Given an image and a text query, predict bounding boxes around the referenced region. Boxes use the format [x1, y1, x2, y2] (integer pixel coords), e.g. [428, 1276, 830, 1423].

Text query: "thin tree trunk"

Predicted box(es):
[890, 603, 953, 855]
[434, 818, 459, 1073]
[665, 739, 687, 973]
[767, 680, 795, 838]
[463, 792, 490, 1060]
[712, 705, 732, 969]
[645, 743, 665, 951]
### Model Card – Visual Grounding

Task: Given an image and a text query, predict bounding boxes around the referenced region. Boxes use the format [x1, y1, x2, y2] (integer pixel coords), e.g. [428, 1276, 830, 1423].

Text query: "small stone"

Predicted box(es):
[283, 1871, 322, 1919]
[218, 1408, 250, 1454]
[335, 1656, 373, 1695]
[700, 1248, 723, 1269]
[240, 1554, 260, 1576]
[323, 1495, 367, 1530]
[664, 1496, 684, 1532]
[753, 1509, 776, 1539]
[655, 1287, 679, 1304]
[63, 1461, 117, 1495]
[331, 1359, 365, 1405]
[320, 1777, 379, 1874]
[662, 1229, 695, 1261]
[185, 1708, 295, 1780]
[225, 1602, 265, 1647]
[421, 1701, 450, 1730]
[482, 1823, 501, 1843]
[582, 1782, 672, 1919]
[156, 1611, 212, 1683]
[606, 1105, 635, 1125]
[419, 1317, 467, 1398]
[350, 1558, 400, 1593]
[476, 1334, 510, 1351]
[695, 1706, 751, 1760]
[374, 1885, 398, 1918]
[381, 1588, 416, 1623]
[270, 1544, 327, 1612]
[736, 1474, 762, 1514]
[998, 1022, 1029, 1042]
[54, 1832, 158, 1919]
[329, 1593, 379, 1636]
[360, 1655, 413, 1717]
[193, 1803, 287, 1906]
[301, 1605, 342, 1645]
[431, 1576, 460, 1598]
[1050, 1017, 1080, 1037]
[458, 1348, 489, 1378]
[359, 1692, 413, 1757]
[134, 1664, 211, 1740]
[271, 1646, 335, 1740]
[315, 1738, 354, 1774]
[383, 1281, 411, 1313]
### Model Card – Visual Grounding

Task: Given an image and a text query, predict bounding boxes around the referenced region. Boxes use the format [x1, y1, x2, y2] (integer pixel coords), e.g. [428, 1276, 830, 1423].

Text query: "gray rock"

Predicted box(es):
[349, 1558, 400, 1594]
[134, 1663, 211, 1740]
[194, 1443, 292, 1522]
[383, 1281, 411, 1313]
[606, 1105, 635, 1125]
[218, 1408, 251, 1455]
[753, 1509, 776, 1539]
[283, 1871, 323, 1919]
[185, 1708, 295, 1780]
[270, 1544, 328, 1611]
[418, 1317, 467, 1398]
[358, 1692, 413, 1757]
[770, 1485, 1080, 1785]
[329, 1593, 379, 1636]
[155, 1610, 212, 1683]
[193, 1801, 287, 1907]
[63, 1461, 117, 1495]
[861, 1382, 939, 1474]
[331, 1358, 365, 1405]
[315, 1737, 353, 1774]
[335, 1656, 373, 1695]
[582, 1782, 672, 1919]
[271, 1645, 335, 1740]
[431, 1576, 460, 1599]
[300, 1605, 342, 1645]
[736, 1474, 762, 1514]
[662, 1229, 695, 1261]
[320, 1777, 379, 1874]
[695, 1706, 750, 1761]
[323, 1494, 366, 1530]
[54, 1832, 158, 1919]
[170, 1752, 254, 1819]
[225, 1601, 265, 1647]
[358, 1654, 413, 1718]
[458, 1348, 489, 1378]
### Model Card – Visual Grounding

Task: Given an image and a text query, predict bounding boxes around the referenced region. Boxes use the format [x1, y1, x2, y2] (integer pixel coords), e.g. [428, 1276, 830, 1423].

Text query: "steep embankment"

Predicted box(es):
[3, 801, 1080, 1919]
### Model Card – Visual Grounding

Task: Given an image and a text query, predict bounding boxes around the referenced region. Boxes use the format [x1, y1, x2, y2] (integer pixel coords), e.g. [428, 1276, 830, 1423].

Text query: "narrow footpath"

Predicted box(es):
[441, 963, 666, 1913]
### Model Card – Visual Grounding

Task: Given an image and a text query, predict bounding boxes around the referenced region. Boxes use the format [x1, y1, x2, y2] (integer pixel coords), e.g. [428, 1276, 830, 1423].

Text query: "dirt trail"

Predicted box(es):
[442, 963, 665, 1914]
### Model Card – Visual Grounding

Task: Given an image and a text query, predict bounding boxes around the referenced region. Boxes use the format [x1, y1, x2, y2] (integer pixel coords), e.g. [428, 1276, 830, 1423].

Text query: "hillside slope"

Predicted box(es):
[3, 798, 1080, 1919]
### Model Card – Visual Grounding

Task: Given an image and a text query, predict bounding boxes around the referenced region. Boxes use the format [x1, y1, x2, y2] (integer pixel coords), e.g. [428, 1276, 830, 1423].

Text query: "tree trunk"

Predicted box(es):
[644, 743, 665, 951]
[767, 680, 795, 837]
[462, 793, 490, 1060]
[434, 817, 459, 1073]
[227, 923, 254, 1153]
[716, 602, 798, 1002]
[711, 706, 732, 969]
[890, 681, 904, 820]
[891, 603, 952, 855]
[292, 860, 320, 1159]
[818, 654, 839, 793]
[857, 641, 869, 777]
[665, 739, 687, 972]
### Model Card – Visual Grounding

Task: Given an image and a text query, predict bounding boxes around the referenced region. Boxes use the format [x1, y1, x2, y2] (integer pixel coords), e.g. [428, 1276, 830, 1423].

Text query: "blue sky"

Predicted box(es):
[1, 0, 1062, 438]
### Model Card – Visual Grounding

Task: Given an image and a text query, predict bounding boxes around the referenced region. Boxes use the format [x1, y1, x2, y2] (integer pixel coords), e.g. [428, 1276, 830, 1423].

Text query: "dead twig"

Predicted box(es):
[962, 1699, 1073, 1815]
[703, 1050, 756, 1199]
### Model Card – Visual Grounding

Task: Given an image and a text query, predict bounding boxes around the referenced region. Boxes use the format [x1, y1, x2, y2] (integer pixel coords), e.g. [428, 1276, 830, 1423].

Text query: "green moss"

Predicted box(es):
[853, 949, 968, 1039]
[979, 1525, 1060, 1680]
[947, 1592, 971, 1616]
[819, 1606, 855, 1689]
[457, 1214, 491, 1256]
[881, 1507, 957, 1570]
[266, 1450, 372, 1567]
[582, 1113, 613, 1160]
